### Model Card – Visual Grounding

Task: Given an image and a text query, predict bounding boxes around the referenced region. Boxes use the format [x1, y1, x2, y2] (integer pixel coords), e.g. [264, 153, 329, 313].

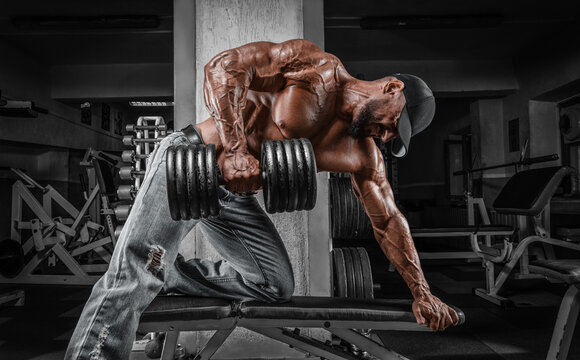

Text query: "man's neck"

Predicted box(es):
[339, 79, 382, 121]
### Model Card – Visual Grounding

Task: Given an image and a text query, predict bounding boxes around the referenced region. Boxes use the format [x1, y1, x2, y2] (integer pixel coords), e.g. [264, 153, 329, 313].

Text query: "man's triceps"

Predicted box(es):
[203, 50, 254, 153]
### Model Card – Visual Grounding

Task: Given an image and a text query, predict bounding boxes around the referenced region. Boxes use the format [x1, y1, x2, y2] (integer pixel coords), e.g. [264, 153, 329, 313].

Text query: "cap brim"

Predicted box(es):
[391, 105, 411, 158]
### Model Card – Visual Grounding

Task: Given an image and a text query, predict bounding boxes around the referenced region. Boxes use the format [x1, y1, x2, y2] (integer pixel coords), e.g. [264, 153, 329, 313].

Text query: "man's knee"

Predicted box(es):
[263, 275, 294, 302]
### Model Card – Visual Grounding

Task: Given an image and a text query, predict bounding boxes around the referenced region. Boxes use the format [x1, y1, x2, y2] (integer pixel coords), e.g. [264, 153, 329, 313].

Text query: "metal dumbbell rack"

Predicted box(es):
[117, 116, 168, 238]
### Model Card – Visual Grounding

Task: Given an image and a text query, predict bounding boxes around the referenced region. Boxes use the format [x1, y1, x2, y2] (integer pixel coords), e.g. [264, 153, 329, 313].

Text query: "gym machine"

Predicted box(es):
[0, 151, 123, 285]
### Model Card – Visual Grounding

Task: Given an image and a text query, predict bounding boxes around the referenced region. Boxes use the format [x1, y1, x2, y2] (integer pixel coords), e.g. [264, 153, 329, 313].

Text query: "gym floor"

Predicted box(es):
[0, 258, 578, 360]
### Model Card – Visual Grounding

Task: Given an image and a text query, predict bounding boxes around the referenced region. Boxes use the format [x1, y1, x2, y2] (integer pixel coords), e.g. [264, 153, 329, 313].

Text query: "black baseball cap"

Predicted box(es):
[390, 74, 436, 157]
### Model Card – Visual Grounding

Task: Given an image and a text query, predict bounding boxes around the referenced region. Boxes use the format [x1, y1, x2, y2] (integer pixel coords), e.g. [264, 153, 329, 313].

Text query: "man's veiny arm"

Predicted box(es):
[350, 157, 430, 299]
[203, 48, 254, 156]
[203, 39, 332, 155]
[350, 144, 459, 331]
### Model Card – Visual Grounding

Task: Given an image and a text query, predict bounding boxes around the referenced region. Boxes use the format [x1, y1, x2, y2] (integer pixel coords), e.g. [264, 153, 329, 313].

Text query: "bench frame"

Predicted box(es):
[138, 298, 438, 360]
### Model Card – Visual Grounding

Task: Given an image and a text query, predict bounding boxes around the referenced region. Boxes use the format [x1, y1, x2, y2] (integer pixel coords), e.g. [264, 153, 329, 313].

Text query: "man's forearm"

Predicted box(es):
[376, 213, 431, 299]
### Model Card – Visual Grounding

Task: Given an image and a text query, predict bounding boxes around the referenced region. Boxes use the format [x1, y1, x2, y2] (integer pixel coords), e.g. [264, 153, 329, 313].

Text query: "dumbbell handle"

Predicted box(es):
[123, 135, 164, 146]
[126, 124, 167, 132]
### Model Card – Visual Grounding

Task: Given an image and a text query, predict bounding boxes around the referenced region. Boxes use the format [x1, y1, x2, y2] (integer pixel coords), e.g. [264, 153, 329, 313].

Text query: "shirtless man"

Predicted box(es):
[66, 39, 458, 360]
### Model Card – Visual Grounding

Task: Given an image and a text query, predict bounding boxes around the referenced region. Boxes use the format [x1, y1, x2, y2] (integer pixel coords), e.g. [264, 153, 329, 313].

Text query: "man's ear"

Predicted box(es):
[383, 79, 404, 94]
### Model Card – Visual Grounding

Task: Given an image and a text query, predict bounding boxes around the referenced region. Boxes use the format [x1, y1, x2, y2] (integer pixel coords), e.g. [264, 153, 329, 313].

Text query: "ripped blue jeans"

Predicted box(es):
[65, 131, 295, 360]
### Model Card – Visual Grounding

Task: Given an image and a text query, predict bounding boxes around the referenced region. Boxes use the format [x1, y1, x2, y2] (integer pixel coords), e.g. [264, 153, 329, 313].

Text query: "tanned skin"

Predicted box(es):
[195, 39, 459, 331]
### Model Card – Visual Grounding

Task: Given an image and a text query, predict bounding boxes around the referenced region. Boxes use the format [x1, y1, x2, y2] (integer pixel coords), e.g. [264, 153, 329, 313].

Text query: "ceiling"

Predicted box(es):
[0, 0, 173, 64]
[325, 0, 580, 61]
[0, 0, 578, 67]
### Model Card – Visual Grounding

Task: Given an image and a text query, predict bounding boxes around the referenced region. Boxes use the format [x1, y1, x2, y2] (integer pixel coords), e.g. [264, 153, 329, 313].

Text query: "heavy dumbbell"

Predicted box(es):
[114, 204, 132, 221]
[126, 124, 167, 132]
[119, 167, 146, 180]
[166, 138, 317, 221]
[121, 150, 150, 163]
[123, 136, 164, 147]
[117, 184, 137, 200]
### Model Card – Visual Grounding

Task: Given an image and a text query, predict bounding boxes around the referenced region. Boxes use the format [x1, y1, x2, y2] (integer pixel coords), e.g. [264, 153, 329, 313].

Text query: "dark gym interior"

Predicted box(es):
[1, 1, 580, 359]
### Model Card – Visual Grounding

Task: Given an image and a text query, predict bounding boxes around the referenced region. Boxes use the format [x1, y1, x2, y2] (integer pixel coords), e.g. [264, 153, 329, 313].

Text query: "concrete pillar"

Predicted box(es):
[174, 0, 196, 130]
[303, 0, 330, 298]
[172, 1, 327, 358]
[470, 99, 505, 205]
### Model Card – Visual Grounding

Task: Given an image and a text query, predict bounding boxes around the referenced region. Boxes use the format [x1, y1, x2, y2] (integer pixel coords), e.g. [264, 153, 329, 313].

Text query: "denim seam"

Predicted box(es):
[229, 226, 269, 289]
[174, 262, 239, 284]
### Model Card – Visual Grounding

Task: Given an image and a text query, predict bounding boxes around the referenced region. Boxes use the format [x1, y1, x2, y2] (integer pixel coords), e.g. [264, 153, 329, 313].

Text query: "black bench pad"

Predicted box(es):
[240, 296, 418, 322]
[141, 295, 466, 325]
[529, 259, 580, 284]
[141, 295, 233, 323]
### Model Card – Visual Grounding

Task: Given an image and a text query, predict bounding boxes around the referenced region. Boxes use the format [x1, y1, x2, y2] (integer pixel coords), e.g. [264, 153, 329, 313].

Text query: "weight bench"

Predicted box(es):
[139, 295, 465, 360]
[412, 226, 515, 260]
[467, 166, 580, 360]
[471, 166, 580, 306]
[528, 259, 580, 360]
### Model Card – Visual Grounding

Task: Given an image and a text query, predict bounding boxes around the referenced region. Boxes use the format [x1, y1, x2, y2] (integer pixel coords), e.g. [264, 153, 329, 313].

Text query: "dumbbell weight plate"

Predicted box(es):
[123, 135, 134, 146]
[205, 144, 220, 217]
[273, 140, 289, 213]
[186, 146, 201, 220]
[356, 247, 374, 299]
[166, 146, 181, 221]
[283, 140, 299, 212]
[196, 144, 209, 218]
[348, 247, 365, 299]
[114, 225, 124, 239]
[175, 146, 191, 220]
[0, 239, 24, 278]
[117, 185, 134, 200]
[347, 183, 356, 239]
[332, 248, 348, 297]
[329, 178, 342, 239]
[114, 204, 132, 222]
[261, 141, 279, 213]
[119, 167, 133, 180]
[299, 138, 317, 210]
[290, 139, 306, 210]
[342, 247, 356, 298]
[122, 150, 134, 163]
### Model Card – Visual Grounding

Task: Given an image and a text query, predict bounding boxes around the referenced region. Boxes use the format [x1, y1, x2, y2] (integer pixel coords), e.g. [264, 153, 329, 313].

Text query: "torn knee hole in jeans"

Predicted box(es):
[89, 324, 110, 359]
[146, 245, 165, 274]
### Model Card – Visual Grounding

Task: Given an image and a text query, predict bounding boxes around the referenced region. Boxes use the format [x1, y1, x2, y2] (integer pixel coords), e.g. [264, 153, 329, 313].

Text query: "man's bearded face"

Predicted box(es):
[348, 100, 381, 138]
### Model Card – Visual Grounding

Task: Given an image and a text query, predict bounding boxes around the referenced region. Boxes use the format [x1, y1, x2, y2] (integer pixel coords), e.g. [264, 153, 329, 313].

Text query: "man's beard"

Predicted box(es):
[349, 102, 380, 138]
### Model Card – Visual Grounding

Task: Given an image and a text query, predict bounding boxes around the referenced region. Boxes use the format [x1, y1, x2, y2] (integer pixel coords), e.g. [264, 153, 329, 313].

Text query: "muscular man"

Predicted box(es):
[66, 39, 458, 360]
